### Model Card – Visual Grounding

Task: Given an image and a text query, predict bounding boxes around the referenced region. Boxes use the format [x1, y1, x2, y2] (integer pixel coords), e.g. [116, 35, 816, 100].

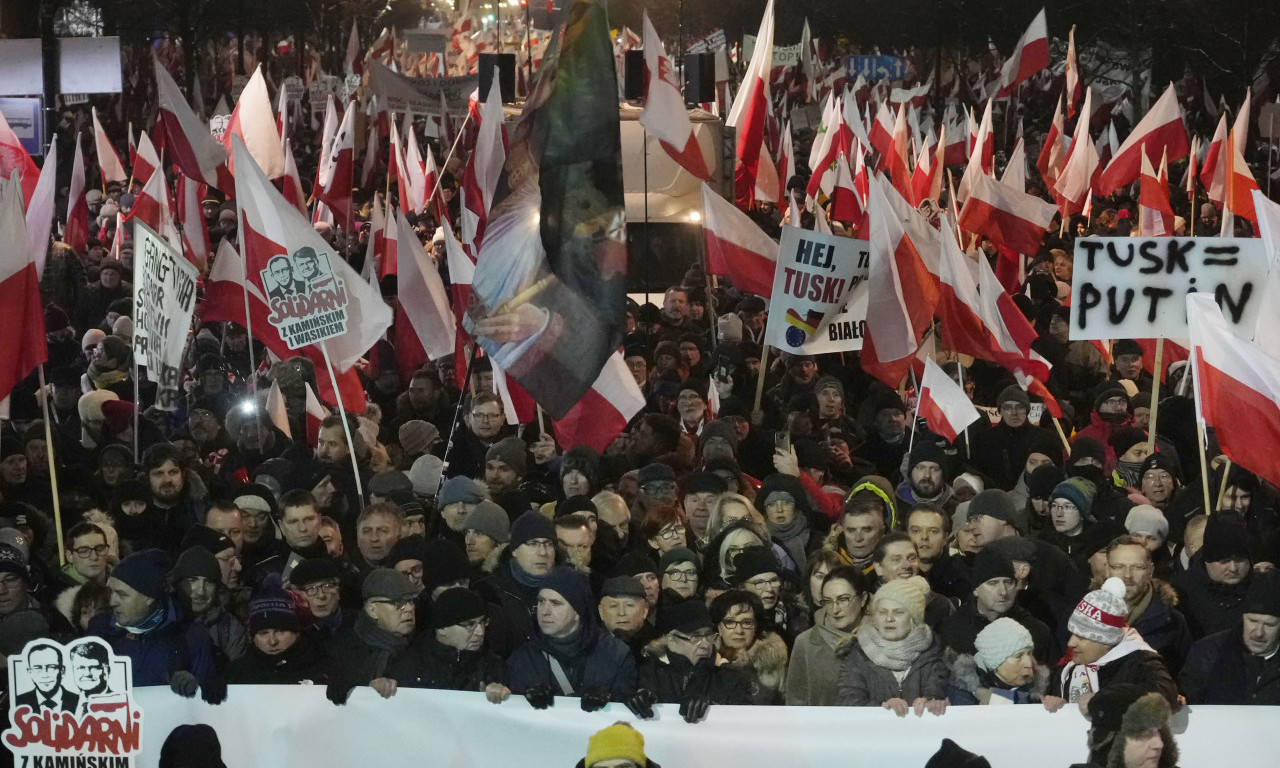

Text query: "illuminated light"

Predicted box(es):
[240, 400, 257, 413]
[688, 210, 702, 222]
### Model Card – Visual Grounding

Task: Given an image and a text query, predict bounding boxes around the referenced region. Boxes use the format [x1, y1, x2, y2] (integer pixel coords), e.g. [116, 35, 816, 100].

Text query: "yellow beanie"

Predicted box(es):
[585, 723, 646, 767]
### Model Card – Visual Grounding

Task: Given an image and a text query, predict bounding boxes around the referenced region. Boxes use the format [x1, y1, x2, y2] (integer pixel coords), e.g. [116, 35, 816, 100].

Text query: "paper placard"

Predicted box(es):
[763, 226, 870, 352]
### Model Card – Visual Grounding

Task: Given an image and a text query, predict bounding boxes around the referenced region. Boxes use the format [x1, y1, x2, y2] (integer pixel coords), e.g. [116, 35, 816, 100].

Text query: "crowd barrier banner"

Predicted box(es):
[1069, 236, 1267, 340]
[125, 686, 1280, 768]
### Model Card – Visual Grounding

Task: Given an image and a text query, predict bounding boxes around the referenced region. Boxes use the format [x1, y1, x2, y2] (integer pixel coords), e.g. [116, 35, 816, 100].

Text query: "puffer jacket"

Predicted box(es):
[945, 652, 1049, 705]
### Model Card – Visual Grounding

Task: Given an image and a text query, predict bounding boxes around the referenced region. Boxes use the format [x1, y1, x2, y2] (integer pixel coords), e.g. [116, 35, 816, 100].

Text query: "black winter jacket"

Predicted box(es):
[1180, 626, 1280, 705]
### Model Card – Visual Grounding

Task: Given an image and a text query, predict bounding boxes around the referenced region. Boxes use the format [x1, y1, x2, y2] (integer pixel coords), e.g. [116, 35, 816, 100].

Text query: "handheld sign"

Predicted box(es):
[1069, 236, 1268, 340]
[763, 226, 870, 352]
[133, 221, 199, 411]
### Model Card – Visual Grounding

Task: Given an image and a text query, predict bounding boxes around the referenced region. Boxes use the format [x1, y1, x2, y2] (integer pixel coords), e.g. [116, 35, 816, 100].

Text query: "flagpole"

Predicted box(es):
[425, 109, 474, 223]
[319, 340, 365, 507]
[957, 361, 970, 460]
[1216, 457, 1232, 511]
[439, 344, 480, 496]
[36, 365, 66, 568]
[751, 344, 771, 425]
[1146, 338, 1164, 452]
[643, 127, 651, 307]
[132, 344, 140, 463]
[908, 358, 925, 455]
[238, 250, 259, 397]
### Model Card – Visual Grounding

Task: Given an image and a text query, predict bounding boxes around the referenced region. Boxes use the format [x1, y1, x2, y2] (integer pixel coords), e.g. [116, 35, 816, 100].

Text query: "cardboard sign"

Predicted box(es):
[743, 36, 802, 66]
[207, 113, 230, 142]
[260, 244, 351, 349]
[282, 75, 305, 102]
[3, 638, 141, 764]
[686, 29, 726, 54]
[763, 226, 870, 352]
[1069, 236, 1268, 340]
[798, 280, 870, 353]
[133, 221, 199, 410]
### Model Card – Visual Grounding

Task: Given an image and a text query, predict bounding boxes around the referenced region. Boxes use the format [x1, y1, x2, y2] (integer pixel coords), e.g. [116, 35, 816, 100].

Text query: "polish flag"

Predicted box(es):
[1185, 136, 1199, 204]
[1002, 135, 1027, 192]
[700, 183, 777, 297]
[551, 350, 647, 452]
[936, 212, 1002, 360]
[345, 21, 362, 78]
[1055, 88, 1097, 215]
[725, 0, 774, 208]
[460, 72, 506, 250]
[440, 216, 475, 387]
[639, 12, 712, 182]
[394, 208, 456, 359]
[314, 101, 356, 224]
[175, 171, 211, 273]
[829, 151, 862, 224]
[132, 131, 162, 185]
[0, 172, 46, 403]
[807, 94, 838, 174]
[490, 359, 538, 426]
[389, 119, 413, 215]
[131, 163, 183, 254]
[127, 122, 137, 171]
[25, 139, 56, 279]
[369, 195, 398, 280]
[1065, 25, 1081, 117]
[943, 106, 969, 167]
[360, 122, 378, 190]
[868, 103, 895, 166]
[1188, 292, 1280, 489]
[304, 382, 329, 447]
[266, 378, 292, 438]
[221, 66, 286, 180]
[232, 136, 392, 373]
[1015, 367, 1063, 419]
[154, 60, 231, 191]
[997, 9, 1049, 97]
[958, 171, 1057, 255]
[919, 357, 981, 442]
[752, 135, 781, 204]
[1222, 131, 1260, 230]
[805, 97, 845, 202]
[276, 83, 290, 142]
[280, 139, 309, 217]
[403, 125, 429, 213]
[861, 174, 939, 387]
[886, 104, 913, 203]
[423, 146, 445, 222]
[1138, 150, 1174, 237]
[974, 251, 1048, 382]
[777, 120, 794, 199]
[1201, 112, 1231, 203]
[1095, 84, 1188, 195]
[1036, 95, 1067, 188]
[91, 107, 127, 187]
[106, 212, 125, 263]
[955, 99, 993, 202]
[912, 124, 945, 205]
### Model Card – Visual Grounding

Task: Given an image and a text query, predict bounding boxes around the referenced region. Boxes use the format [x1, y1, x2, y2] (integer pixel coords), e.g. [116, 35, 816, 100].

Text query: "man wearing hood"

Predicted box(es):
[1074, 382, 1135, 469]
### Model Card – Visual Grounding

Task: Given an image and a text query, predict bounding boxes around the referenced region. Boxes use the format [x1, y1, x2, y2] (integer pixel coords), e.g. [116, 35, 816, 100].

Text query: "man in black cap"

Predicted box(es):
[1181, 570, 1280, 704]
[628, 598, 751, 723]
[856, 389, 910, 483]
[417, 586, 509, 701]
[172, 533, 248, 670]
[477, 510, 559, 655]
[1136, 453, 1181, 514]
[225, 577, 328, 685]
[680, 472, 726, 549]
[1173, 513, 1254, 639]
[1074, 381, 1135, 467]
[897, 440, 956, 513]
[938, 546, 1055, 665]
[288, 557, 355, 644]
[1109, 339, 1153, 391]
[969, 385, 1055, 491]
[325, 568, 425, 703]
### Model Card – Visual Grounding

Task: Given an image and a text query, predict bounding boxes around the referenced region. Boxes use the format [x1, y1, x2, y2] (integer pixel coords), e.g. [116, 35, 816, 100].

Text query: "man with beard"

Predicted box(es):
[674, 380, 709, 438]
[1105, 536, 1192, 674]
[766, 355, 819, 425]
[628, 599, 751, 723]
[597, 576, 656, 663]
[172, 532, 248, 670]
[896, 441, 955, 513]
[187, 400, 230, 456]
[653, 286, 698, 344]
[939, 546, 1055, 665]
[623, 414, 684, 472]
[142, 443, 205, 555]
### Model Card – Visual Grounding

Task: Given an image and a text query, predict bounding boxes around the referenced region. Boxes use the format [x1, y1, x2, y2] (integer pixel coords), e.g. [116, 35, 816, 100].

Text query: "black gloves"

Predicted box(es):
[626, 689, 658, 719]
[524, 684, 554, 710]
[201, 677, 228, 705]
[169, 671, 198, 698]
[326, 681, 355, 706]
[580, 687, 610, 713]
[679, 695, 711, 724]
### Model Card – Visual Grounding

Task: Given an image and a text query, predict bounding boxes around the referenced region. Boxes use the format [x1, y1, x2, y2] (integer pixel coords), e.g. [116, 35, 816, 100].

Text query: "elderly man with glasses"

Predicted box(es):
[325, 568, 427, 704]
[418, 587, 510, 702]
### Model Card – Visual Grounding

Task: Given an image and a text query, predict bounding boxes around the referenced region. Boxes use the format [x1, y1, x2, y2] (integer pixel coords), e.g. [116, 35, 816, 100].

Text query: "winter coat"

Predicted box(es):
[505, 623, 637, 702]
[1127, 580, 1193, 675]
[923, 552, 973, 604]
[324, 616, 427, 694]
[88, 599, 217, 689]
[637, 639, 752, 705]
[718, 631, 790, 705]
[968, 422, 1055, 492]
[938, 602, 1057, 666]
[945, 652, 1050, 705]
[1172, 556, 1249, 640]
[195, 605, 249, 672]
[1180, 625, 1280, 705]
[476, 557, 541, 658]
[415, 636, 506, 693]
[225, 634, 329, 685]
[837, 632, 949, 706]
[1051, 629, 1179, 708]
[784, 613, 851, 706]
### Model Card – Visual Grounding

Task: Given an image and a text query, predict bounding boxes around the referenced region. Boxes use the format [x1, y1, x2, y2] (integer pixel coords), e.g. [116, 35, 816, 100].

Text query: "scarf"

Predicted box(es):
[856, 622, 933, 671]
[542, 625, 586, 662]
[87, 365, 128, 390]
[768, 514, 811, 573]
[509, 559, 552, 591]
[118, 601, 168, 636]
[1126, 583, 1154, 627]
[1116, 459, 1143, 488]
[354, 613, 410, 680]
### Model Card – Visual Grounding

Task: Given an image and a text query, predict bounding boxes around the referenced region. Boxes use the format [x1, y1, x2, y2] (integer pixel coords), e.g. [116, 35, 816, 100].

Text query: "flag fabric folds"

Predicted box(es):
[958, 171, 1057, 255]
[700, 183, 778, 297]
[639, 12, 712, 182]
[394, 208, 456, 359]
[997, 9, 1050, 97]
[919, 357, 981, 442]
[0, 172, 47, 404]
[1095, 84, 1189, 196]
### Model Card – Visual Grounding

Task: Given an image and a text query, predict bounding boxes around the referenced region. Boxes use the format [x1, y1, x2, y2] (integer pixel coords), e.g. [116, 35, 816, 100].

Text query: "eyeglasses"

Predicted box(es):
[72, 544, 109, 558]
[471, 412, 503, 423]
[745, 576, 781, 590]
[642, 481, 677, 495]
[28, 665, 62, 673]
[457, 617, 489, 632]
[398, 565, 425, 579]
[1049, 502, 1079, 513]
[719, 618, 756, 630]
[819, 594, 858, 609]
[370, 597, 414, 611]
[301, 581, 340, 597]
[522, 538, 556, 551]
[664, 568, 698, 582]
[656, 526, 684, 540]
[670, 631, 717, 646]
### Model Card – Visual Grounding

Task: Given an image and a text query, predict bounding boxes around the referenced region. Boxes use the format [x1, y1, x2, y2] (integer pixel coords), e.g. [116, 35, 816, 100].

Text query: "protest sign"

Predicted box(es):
[133, 221, 199, 411]
[3, 637, 141, 765]
[763, 226, 869, 352]
[1069, 236, 1268, 340]
[687, 28, 727, 54]
[259, 244, 351, 349]
[743, 36, 802, 66]
[801, 280, 871, 353]
[282, 75, 305, 101]
[368, 62, 476, 117]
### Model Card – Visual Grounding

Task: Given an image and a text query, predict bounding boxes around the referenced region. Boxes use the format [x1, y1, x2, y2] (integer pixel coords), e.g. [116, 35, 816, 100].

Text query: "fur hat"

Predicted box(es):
[971, 546, 1016, 585]
[974, 617, 1034, 672]
[1068, 577, 1128, 645]
[873, 575, 930, 625]
[732, 546, 780, 584]
[1200, 513, 1251, 563]
[1085, 685, 1178, 768]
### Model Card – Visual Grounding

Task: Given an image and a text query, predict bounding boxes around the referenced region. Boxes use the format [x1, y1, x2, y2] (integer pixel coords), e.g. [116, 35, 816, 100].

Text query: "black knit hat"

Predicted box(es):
[1069, 437, 1107, 467]
[1139, 452, 1181, 482]
[171, 546, 221, 584]
[656, 598, 714, 635]
[249, 576, 301, 633]
[732, 546, 779, 583]
[971, 546, 1016, 585]
[510, 510, 556, 550]
[159, 724, 227, 768]
[1200, 514, 1252, 563]
[1108, 427, 1148, 459]
[613, 551, 658, 578]
[288, 557, 342, 587]
[421, 538, 469, 591]
[1244, 570, 1280, 617]
[1093, 381, 1130, 412]
[684, 471, 728, 495]
[431, 587, 486, 629]
[1027, 464, 1066, 500]
[968, 489, 1018, 528]
[179, 525, 235, 556]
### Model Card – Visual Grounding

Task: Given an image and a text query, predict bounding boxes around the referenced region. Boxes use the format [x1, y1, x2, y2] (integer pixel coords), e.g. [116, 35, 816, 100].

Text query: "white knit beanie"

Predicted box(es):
[1067, 577, 1128, 645]
[974, 617, 1034, 672]
[873, 575, 930, 626]
[1124, 505, 1168, 542]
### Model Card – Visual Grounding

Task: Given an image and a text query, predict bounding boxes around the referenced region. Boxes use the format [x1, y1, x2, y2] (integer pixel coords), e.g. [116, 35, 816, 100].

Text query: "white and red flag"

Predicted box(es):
[176, 171, 211, 273]
[1055, 87, 1097, 215]
[91, 107, 127, 188]
[1065, 24, 1081, 117]
[912, 125, 945, 205]
[1138, 150, 1174, 237]
[460, 73, 507, 250]
[403, 125, 430, 213]
[935, 211, 1002, 360]
[725, 0, 774, 208]
[25, 139, 57, 279]
[313, 101, 357, 224]
[700, 183, 777, 297]
[280, 139, 309, 217]
[958, 171, 1057, 255]
[0, 172, 46, 403]
[345, 21, 362, 78]
[955, 99, 994, 202]
[918, 357, 981, 442]
[551, 350, 647, 452]
[266, 379, 292, 438]
[131, 162, 183, 254]
[221, 66, 286, 179]
[1095, 84, 1188, 196]
[393, 208, 456, 359]
[153, 60, 231, 191]
[132, 130, 162, 185]
[304, 381, 329, 446]
[0, 115, 37, 208]
[639, 12, 712, 181]
[1188, 292, 1280, 489]
[997, 9, 1049, 97]
[1036, 95, 1067, 188]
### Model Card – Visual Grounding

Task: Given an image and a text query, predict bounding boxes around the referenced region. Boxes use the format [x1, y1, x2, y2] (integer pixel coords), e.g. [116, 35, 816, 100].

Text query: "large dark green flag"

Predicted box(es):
[464, 0, 627, 419]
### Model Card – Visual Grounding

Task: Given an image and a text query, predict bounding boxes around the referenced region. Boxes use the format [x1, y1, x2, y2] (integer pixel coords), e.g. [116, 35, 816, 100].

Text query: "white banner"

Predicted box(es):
[118, 687, 1273, 768]
[133, 221, 199, 411]
[743, 36, 803, 67]
[802, 281, 870, 353]
[1069, 236, 1269, 340]
[763, 226, 869, 352]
